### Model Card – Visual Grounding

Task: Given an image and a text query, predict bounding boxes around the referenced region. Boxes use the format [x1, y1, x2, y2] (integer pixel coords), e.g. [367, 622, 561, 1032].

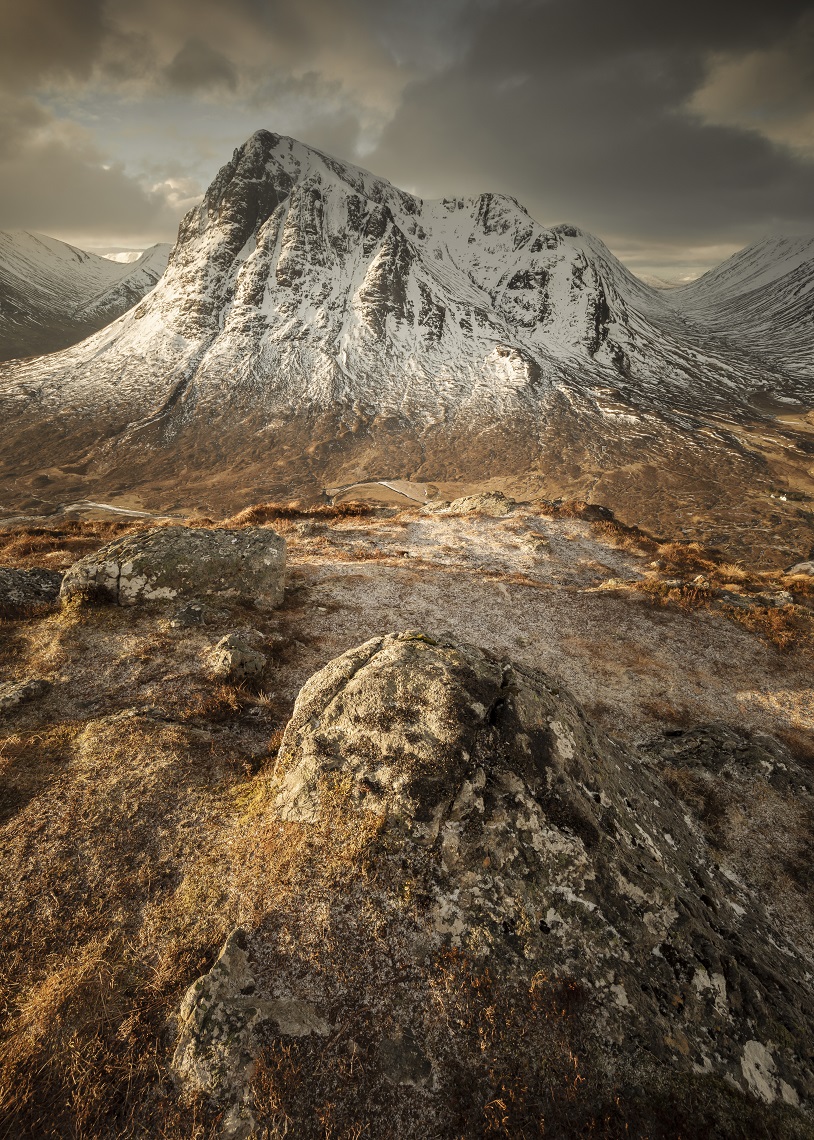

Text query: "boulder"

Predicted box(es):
[789, 561, 814, 576]
[59, 526, 285, 608]
[0, 567, 62, 611]
[174, 631, 814, 1136]
[445, 490, 516, 516]
[207, 631, 267, 681]
[422, 492, 517, 516]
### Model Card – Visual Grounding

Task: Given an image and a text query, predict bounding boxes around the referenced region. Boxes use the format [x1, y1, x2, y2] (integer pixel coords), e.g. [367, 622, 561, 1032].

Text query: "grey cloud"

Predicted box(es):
[2, 0, 814, 268]
[163, 37, 238, 92]
[0, 96, 51, 160]
[0, 0, 106, 90]
[0, 98, 182, 242]
[367, 0, 814, 251]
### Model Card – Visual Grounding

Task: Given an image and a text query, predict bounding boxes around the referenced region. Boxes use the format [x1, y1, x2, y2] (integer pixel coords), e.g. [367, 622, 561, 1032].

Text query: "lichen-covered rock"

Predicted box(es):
[0, 567, 62, 610]
[175, 631, 814, 1137]
[207, 631, 267, 681]
[59, 526, 285, 608]
[173, 928, 329, 1135]
[445, 491, 516, 516]
[0, 677, 50, 715]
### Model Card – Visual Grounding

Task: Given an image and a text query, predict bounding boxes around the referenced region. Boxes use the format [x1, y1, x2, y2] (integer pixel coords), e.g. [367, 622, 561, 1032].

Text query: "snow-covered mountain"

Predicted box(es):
[0, 231, 170, 361]
[3, 134, 811, 419]
[0, 132, 812, 563]
[670, 236, 814, 386]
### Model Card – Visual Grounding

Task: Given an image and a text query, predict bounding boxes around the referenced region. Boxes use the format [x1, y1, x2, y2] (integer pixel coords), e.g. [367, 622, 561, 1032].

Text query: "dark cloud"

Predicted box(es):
[163, 37, 238, 92]
[0, 0, 106, 89]
[1, 0, 813, 269]
[367, 0, 814, 254]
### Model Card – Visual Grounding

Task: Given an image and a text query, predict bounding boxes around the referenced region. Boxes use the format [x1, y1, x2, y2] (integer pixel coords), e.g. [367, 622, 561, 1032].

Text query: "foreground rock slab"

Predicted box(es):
[59, 526, 285, 608]
[174, 631, 814, 1138]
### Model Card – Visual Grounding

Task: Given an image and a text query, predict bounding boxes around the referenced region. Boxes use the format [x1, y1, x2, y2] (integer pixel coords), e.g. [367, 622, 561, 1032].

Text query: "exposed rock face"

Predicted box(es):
[174, 631, 814, 1137]
[173, 928, 329, 1113]
[0, 567, 62, 610]
[59, 526, 285, 608]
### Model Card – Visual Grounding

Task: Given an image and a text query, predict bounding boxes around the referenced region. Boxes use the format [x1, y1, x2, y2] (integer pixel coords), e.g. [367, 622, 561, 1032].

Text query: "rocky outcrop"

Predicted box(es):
[428, 491, 517, 516]
[59, 526, 285, 608]
[0, 567, 62, 611]
[174, 631, 814, 1137]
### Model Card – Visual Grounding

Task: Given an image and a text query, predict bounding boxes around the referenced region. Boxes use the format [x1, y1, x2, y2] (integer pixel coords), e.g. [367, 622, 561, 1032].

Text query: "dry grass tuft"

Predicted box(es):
[721, 603, 802, 652]
[0, 519, 141, 570]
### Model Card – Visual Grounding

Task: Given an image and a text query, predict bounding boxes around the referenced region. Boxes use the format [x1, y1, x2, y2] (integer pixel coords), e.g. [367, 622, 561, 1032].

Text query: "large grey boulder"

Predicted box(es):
[59, 526, 285, 608]
[174, 631, 814, 1137]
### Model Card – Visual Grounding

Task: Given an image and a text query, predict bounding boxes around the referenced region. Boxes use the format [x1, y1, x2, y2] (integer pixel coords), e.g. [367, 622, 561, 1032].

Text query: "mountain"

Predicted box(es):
[0, 133, 812, 564]
[0, 231, 170, 362]
[670, 236, 814, 390]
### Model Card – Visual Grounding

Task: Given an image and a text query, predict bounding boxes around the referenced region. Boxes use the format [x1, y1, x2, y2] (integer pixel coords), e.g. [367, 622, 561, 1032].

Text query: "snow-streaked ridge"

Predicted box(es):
[1, 133, 812, 426]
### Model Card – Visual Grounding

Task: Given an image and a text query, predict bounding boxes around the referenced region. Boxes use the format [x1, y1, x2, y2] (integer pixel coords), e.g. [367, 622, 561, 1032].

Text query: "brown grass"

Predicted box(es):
[223, 500, 376, 528]
[637, 698, 696, 728]
[0, 520, 141, 570]
[721, 603, 803, 652]
[0, 712, 251, 1138]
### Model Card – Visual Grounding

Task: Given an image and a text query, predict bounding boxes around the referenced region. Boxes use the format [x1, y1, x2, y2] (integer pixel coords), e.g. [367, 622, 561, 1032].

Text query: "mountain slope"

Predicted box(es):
[0, 133, 812, 564]
[0, 231, 170, 361]
[670, 236, 814, 388]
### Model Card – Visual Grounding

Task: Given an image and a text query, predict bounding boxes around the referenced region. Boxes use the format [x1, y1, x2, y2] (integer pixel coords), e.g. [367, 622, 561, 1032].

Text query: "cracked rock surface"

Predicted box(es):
[174, 630, 814, 1137]
[59, 526, 285, 608]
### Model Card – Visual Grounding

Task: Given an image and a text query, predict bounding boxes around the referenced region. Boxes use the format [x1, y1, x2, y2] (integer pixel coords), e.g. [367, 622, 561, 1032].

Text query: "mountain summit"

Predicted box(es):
[1, 132, 812, 562]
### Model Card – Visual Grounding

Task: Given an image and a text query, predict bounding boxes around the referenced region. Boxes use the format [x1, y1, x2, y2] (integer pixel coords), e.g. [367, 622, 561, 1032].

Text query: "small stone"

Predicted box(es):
[208, 632, 267, 681]
[169, 602, 207, 628]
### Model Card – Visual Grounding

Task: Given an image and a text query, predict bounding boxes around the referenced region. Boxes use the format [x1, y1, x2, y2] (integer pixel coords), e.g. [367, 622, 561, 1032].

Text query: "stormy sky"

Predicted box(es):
[1, 0, 813, 278]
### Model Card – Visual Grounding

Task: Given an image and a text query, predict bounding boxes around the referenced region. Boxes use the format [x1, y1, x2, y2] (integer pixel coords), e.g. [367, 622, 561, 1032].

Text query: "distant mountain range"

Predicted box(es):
[0, 231, 170, 362]
[0, 132, 812, 563]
